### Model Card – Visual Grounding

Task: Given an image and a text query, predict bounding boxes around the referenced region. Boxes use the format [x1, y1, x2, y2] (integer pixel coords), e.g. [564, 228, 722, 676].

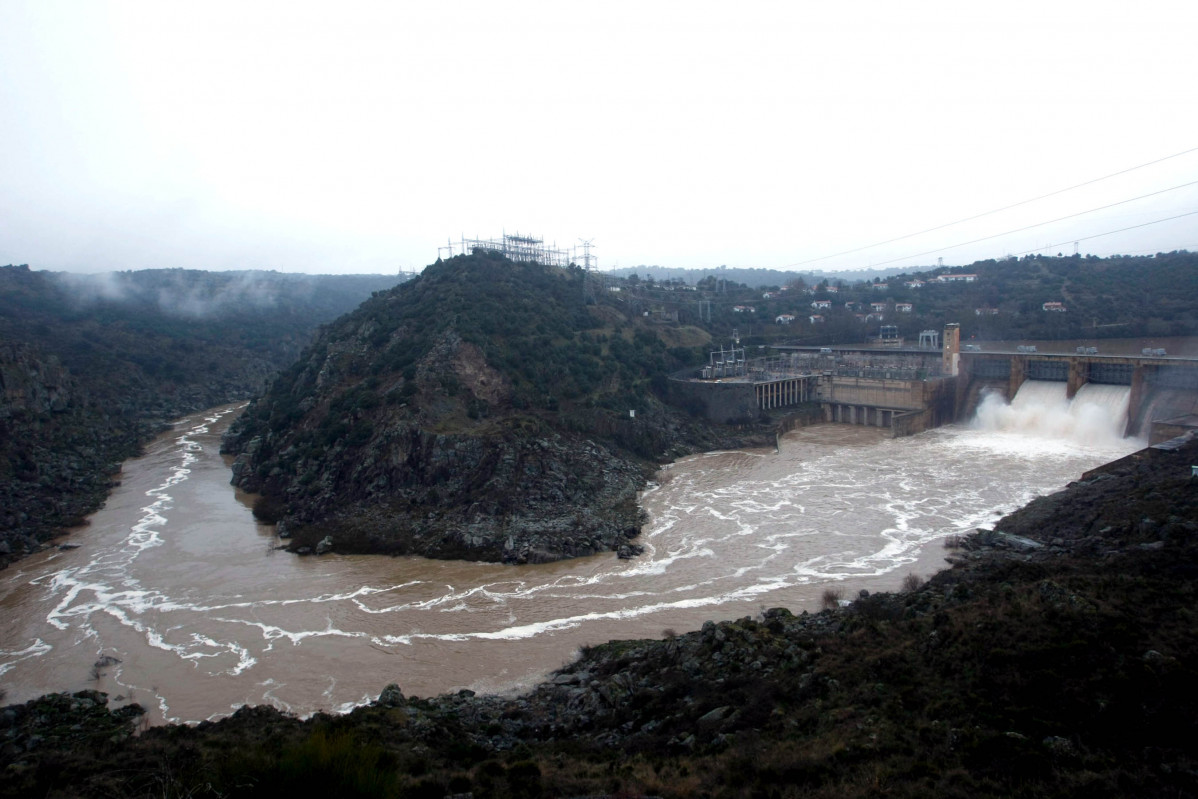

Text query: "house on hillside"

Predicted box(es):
[733, 305, 756, 313]
[937, 273, 977, 283]
[872, 283, 889, 290]
[1042, 301, 1066, 312]
[776, 313, 796, 324]
[871, 302, 887, 312]
[808, 314, 825, 324]
[905, 279, 925, 289]
[811, 300, 832, 310]
[975, 307, 999, 316]
[895, 302, 913, 313]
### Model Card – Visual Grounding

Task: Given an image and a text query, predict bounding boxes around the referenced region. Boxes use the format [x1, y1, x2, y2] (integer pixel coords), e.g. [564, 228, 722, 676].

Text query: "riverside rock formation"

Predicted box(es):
[222, 252, 769, 563]
[4, 434, 1196, 798]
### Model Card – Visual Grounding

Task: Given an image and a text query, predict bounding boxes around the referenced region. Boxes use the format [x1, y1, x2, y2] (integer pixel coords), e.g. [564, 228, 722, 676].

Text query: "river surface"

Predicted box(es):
[0, 399, 1141, 724]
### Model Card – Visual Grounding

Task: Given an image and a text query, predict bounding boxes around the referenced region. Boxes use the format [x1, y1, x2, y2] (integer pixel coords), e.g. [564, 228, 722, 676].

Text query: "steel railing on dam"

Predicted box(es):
[743, 352, 944, 383]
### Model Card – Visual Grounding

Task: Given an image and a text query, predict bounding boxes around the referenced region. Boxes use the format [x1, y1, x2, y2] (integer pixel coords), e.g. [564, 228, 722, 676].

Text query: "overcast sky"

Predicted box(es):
[2, 1, 1196, 276]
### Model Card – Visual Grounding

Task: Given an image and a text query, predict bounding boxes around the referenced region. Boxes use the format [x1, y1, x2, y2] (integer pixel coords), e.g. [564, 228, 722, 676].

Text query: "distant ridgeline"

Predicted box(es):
[608, 265, 915, 288]
[221, 251, 767, 564]
[0, 264, 401, 565]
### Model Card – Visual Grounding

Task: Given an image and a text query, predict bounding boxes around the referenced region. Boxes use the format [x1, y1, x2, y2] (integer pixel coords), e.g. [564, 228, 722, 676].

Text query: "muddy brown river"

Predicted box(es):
[0, 388, 1140, 724]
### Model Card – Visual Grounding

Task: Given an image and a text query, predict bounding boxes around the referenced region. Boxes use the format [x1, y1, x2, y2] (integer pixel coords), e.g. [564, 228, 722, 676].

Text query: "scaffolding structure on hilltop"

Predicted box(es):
[437, 232, 574, 268]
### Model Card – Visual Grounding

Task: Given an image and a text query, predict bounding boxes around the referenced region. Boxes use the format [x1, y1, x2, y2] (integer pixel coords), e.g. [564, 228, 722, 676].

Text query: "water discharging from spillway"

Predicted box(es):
[973, 380, 1132, 446]
[0, 401, 1142, 724]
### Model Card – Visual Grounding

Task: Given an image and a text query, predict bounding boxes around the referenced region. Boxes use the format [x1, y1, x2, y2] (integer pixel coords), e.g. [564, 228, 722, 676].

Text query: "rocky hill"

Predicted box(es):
[3, 434, 1195, 798]
[221, 251, 770, 563]
[0, 265, 401, 565]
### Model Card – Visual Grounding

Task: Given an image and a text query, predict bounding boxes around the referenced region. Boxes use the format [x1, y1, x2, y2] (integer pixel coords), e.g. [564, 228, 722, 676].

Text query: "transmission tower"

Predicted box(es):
[577, 238, 597, 271]
[578, 238, 600, 304]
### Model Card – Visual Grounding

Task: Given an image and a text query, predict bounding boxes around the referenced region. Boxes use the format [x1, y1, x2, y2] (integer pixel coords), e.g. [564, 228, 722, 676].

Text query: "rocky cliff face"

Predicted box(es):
[0, 343, 138, 564]
[223, 253, 770, 562]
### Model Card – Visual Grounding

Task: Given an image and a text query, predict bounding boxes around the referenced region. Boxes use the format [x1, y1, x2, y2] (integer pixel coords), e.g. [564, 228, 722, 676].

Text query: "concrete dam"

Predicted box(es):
[670, 327, 1198, 444]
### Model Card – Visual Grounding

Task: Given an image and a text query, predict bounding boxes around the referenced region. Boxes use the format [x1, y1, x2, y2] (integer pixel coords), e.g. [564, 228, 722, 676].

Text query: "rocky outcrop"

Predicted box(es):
[222, 253, 774, 563]
[0, 343, 139, 565]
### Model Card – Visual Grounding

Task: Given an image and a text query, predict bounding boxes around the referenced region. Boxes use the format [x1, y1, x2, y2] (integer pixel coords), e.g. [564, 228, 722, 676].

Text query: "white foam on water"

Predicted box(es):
[0, 400, 1148, 722]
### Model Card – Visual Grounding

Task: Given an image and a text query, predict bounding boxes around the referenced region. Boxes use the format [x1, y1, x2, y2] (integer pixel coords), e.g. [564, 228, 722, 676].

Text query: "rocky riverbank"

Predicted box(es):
[4, 434, 1195, 798]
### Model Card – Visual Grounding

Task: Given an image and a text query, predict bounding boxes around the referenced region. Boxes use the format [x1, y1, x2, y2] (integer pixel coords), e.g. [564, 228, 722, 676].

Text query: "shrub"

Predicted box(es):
[821, 587, 843, 610]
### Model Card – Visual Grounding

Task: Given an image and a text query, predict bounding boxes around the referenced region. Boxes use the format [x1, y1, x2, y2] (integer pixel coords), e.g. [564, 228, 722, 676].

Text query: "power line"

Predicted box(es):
[779, 144, 1198, 270]
[855, 180, 1198, 269]
[1007, 210, 1198, 259]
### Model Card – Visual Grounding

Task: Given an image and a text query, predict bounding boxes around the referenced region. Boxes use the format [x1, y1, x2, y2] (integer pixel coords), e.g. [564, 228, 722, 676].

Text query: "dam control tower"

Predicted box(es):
[943, 323, 960, 376]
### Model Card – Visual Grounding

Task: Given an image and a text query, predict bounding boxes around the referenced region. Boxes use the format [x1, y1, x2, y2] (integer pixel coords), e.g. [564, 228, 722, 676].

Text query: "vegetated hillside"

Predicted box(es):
[893, 250, 1198, 343]
[0, 265, 401, 565]
[222, 251, 763, 563]
[606, 251, 1198, 349]
[4, 436, 1195, 799]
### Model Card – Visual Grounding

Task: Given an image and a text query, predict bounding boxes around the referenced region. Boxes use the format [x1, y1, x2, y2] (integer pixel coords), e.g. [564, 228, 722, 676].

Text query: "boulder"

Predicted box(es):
[377, 683, 405, 707]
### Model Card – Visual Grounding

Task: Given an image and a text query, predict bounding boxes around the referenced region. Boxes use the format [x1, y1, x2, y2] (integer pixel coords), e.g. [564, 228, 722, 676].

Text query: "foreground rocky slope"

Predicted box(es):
[4, 434, 1195, 798]
[0, 265, 400, 566]
[222, 252, 769, 562]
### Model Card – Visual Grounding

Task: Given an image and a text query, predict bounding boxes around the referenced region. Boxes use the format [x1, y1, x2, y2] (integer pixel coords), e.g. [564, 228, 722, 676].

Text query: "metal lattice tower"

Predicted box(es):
[437, 231, 571, 267]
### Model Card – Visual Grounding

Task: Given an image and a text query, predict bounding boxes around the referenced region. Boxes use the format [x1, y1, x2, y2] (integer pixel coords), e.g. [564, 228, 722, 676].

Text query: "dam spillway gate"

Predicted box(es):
[957, 351, 1198, 441]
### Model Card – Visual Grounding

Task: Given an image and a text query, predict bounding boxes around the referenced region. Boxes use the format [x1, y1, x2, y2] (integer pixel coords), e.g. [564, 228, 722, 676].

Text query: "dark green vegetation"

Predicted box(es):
[608, 251, 1198, 349]
[223, 251, 767, 562]
[0, 264, 401, 565]
[5, 436, 1196, 798]
[609, 265, 913, 288]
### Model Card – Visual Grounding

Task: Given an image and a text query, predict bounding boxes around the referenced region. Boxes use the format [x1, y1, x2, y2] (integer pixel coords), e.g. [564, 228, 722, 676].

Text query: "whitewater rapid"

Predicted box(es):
[0, 398, 1142, 723]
